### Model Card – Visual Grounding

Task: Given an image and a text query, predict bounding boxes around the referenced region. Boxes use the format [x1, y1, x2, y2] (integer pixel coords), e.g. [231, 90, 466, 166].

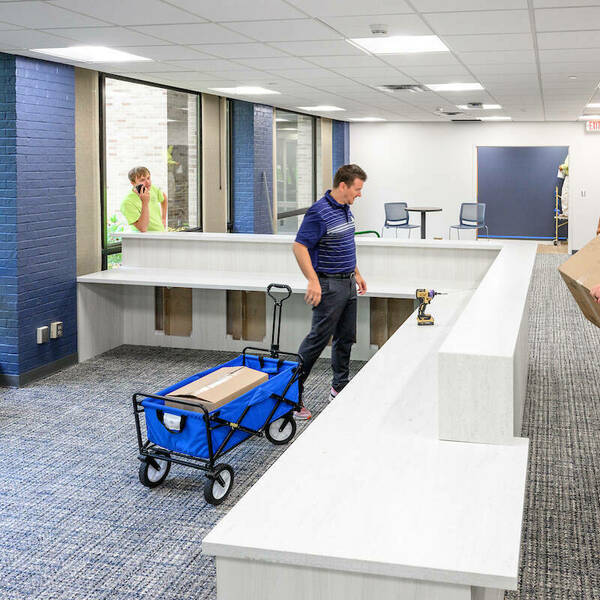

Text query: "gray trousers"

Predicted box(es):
[298, 274, 357, 393]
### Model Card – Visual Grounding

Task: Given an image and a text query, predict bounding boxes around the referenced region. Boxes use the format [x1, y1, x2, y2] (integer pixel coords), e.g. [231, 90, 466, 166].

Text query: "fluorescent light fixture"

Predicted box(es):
[579, 114, 600, 119]
[586, 103, 600, 108]
[456, 104, 501, 110]
[297, 105, 345, 112]
[480, 116, 511, 121]
[275, 117, 290, 122]
[348, 35, 448, 55]
[209, 86, 280, 95]
[31, 46, 151, 63]
[427, 83, 484, 92]
[349, 117, 387, 122]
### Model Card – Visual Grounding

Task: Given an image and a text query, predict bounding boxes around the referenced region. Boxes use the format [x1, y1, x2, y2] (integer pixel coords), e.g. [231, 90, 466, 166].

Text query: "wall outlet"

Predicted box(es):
[50, 321, 63, 339]
[37, 326, 49, 344]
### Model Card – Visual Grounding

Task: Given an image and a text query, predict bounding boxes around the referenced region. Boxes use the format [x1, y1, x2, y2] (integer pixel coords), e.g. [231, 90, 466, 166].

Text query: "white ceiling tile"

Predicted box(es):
[469, 63, 538, 75]
[423, 10, 530, 35]
[113, 45, 213, 60]
[130, 23, 253, 44]
[535, 7, 600, 31]
[287, 0, 413, 16]
[331, 66, 406, 78]
[0, 21, 22, 31]
[223, 19, 340, 42]
[400, 65, 472, 78]
[443, 33, 533, 52]
[534, 0, 600, 6]
[189, 43, 287, 59]
[43, 26, 170, 46]
[0, 1, 107, 28]
[269, 40, 364, 56]
[321, 14, 432, 38]
[233, 56, 316, 70]
[539, 48, 600, 63]
[541, 63, 600, 74]
[413, 0, 527, 10]
[307, 55, 385, 69]
[167, 0, 306, 21]
[459, 50, 535, 65]
[49, 0, 206, 26]
[537, 30, 600, 49]
[0, 29, 76, 49]
[94, 61, 192, 73]
[381, 53, 462, 67]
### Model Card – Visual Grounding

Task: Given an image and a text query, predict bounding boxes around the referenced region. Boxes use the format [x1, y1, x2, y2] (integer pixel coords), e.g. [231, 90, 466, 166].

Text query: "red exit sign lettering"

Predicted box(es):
[585, 120, 600, 132]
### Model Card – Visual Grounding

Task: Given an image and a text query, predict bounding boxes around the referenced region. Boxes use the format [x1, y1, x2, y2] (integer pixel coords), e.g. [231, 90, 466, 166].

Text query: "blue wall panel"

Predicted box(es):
[0, 53, 76, 382]
[332, 120, 349, 176]
[477, 146, 568, 239]
[253, 104, 273, 234]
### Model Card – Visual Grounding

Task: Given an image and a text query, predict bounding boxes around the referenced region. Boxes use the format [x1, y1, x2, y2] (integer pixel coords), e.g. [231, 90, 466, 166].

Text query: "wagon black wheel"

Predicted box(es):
[265, 414, 296, 445]
[553, 240, 558, 246]
[139, 451, 171, 488]
[204, 464, 234, 505]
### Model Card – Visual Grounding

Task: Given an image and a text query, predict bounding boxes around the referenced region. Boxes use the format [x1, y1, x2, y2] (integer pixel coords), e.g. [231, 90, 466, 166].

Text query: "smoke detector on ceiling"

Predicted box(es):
[369, 24, 388, 36]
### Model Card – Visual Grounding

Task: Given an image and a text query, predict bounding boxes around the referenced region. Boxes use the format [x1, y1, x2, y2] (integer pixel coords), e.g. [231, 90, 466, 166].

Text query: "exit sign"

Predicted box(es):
[585, 120, 600, 132]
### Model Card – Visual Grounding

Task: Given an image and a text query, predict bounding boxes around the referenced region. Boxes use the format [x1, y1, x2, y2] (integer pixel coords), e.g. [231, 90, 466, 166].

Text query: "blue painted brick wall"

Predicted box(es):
[0, 53, 76, 379]
[232, 101, 274, 234]
[232, 100, 254, 233]
[332, 120, 350, 176]
[0, 54, 18, 376]
[253, 104, 273, 234]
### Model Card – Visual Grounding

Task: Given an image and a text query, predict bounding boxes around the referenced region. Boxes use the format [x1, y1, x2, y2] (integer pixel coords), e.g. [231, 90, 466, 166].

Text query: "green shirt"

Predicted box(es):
[120, 184, 165, 232]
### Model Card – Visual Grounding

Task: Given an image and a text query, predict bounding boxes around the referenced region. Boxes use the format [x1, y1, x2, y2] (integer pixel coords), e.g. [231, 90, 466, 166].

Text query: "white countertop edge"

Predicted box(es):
[201, 542, 518, 590]
[120, 232, 503, 251]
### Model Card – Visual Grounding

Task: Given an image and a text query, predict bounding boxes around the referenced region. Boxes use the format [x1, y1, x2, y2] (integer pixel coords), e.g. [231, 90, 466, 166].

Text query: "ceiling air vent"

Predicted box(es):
[451, 118, 482, 122]
[438, 110, 463, 116]
[377, 84, 428, 93]
[467, 102, 483, 108]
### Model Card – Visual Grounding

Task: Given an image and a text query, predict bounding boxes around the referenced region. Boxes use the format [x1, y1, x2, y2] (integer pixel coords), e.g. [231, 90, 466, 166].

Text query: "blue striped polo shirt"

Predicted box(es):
[295, 190, 356, 274]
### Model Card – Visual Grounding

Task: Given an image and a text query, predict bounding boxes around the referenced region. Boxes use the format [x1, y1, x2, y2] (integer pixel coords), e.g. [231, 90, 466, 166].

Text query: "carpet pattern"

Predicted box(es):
[2, 254, 599, 599]
[0, 346, 363, 599]
[506, 254, 600, 600]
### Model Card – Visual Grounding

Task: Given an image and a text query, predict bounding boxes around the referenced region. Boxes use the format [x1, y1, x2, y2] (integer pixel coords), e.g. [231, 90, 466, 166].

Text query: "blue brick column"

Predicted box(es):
[332, 120, 350, 175]
[0, 54, 18, 380]
[0, 53, 77, 386]
[231, 100, 273, 234]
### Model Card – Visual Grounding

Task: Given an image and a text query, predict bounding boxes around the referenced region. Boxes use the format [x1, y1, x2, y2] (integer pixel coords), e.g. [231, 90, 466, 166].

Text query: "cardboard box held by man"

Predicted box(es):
[559, 236, 600, 327]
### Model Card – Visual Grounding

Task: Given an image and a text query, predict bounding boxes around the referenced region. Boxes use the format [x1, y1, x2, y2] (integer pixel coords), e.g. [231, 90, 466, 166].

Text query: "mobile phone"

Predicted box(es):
[136, 184, 144, 194]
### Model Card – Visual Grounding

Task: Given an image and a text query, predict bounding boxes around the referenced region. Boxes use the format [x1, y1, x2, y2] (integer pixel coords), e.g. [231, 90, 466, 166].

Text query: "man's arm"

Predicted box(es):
[293, 242, 322, 306]
[132, 186, 151, 232]
[354, 266, 367, 295]
[590, 283, 600, 303]
[161, 192, 168, 229]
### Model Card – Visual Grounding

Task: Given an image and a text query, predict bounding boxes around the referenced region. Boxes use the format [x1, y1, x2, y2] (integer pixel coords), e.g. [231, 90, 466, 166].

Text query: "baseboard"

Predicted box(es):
[0, 353, 78, 388]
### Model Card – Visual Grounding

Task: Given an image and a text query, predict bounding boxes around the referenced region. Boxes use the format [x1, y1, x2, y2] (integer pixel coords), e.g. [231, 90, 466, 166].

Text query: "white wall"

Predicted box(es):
[350, 122, 600, 251]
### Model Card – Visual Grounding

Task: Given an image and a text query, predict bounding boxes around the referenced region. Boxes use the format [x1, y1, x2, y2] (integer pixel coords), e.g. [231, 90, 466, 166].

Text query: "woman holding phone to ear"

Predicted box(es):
[120, 166, 168, 233]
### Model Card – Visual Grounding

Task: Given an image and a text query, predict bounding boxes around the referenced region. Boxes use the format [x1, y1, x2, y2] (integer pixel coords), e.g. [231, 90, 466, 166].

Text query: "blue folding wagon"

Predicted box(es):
[132, 284, 303, 505]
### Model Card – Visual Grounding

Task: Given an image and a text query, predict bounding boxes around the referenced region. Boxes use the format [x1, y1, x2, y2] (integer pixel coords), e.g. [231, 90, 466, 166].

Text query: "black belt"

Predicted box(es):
[317, 271, 355, 279]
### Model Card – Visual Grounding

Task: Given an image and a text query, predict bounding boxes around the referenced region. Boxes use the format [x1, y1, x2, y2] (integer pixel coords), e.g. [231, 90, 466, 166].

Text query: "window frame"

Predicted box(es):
[99, 73, 203, 269]
[273, 108, 319, 227]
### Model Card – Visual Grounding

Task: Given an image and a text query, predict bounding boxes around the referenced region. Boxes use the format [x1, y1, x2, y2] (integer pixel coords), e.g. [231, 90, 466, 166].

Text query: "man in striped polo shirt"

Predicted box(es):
[293, 164, 368, 420]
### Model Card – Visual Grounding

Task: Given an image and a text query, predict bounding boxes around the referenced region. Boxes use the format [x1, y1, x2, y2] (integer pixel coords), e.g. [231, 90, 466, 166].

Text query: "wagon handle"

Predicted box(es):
[266, 283, 291, 358]
[267, 283, 292, 302]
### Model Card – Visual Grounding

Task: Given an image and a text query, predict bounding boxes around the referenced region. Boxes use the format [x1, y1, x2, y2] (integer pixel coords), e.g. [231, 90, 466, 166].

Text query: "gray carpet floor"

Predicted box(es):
[1, 254, 598, 599]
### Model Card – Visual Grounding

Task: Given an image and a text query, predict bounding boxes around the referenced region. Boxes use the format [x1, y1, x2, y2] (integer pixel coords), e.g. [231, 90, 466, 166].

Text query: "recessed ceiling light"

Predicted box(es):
[586, 103, 600, 108]
[456, 104, 501, 110]
[31, 46, 152, 63]
[480, 116, 511, 121]
[349, 117, 387, 122]
[568, 75, 577, 80]
[209, 86, 280, 95]
[579, 114, 600, 119]
[297, 105, 345, 112]
[427, 83, 484, 92]
[347, 35, 448, 55]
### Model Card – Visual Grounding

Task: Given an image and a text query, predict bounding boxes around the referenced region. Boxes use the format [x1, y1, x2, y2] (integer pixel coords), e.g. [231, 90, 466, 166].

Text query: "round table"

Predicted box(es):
[406, 207, 442, 239]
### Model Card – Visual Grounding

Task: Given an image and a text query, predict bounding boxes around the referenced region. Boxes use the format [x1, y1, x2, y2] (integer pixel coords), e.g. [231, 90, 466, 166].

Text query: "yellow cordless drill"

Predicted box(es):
[415, 289, 446, 326]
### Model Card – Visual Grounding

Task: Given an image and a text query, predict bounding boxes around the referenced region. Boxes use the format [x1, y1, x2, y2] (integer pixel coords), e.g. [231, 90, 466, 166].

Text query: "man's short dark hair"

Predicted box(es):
[333, 164, 367, 188]
[128, 166, 150, 183]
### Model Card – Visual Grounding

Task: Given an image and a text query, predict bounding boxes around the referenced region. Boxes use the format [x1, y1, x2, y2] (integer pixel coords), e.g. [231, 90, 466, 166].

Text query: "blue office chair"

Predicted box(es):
[382, 202, 420, 238]
[449, 203, 488, 240]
